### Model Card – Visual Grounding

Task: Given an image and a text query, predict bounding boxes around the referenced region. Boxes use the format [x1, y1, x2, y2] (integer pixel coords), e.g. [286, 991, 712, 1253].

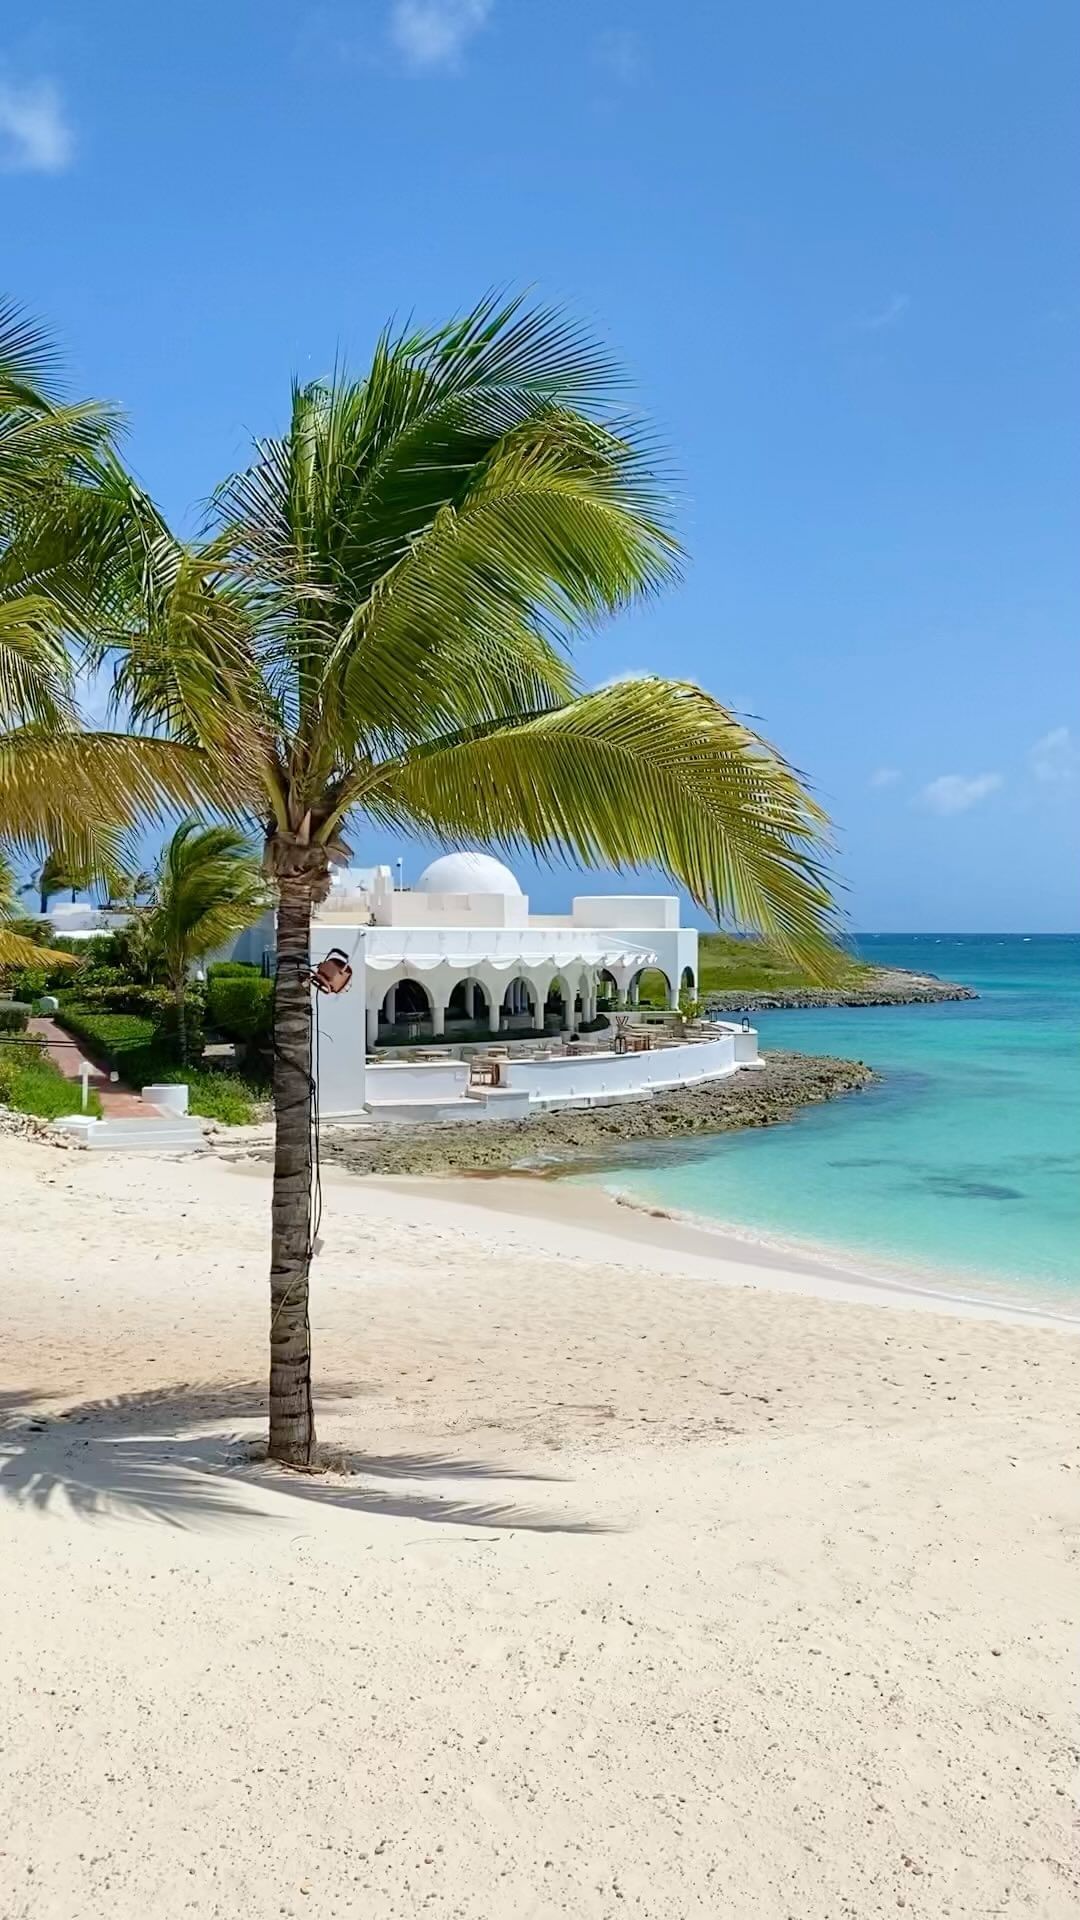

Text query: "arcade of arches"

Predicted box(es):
[370, 959, 679, 1045]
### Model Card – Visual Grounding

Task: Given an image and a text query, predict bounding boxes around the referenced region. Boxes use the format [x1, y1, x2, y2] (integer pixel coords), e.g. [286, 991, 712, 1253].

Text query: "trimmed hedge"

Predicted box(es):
[207, 973, 273, 1046]
[206, 960, 261, 979]
[0, 1000, 31, 1033]
[55, 1004, 167, 1083]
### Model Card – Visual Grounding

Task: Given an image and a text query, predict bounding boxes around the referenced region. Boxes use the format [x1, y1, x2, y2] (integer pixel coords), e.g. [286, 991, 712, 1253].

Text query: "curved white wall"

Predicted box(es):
[504, 1032, 738, 1103]
[359, 1031, 749, 1114]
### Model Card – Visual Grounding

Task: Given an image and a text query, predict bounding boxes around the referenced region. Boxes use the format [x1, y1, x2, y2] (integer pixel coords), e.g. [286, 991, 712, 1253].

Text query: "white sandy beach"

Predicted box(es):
[1, 1131, 1077, 1920]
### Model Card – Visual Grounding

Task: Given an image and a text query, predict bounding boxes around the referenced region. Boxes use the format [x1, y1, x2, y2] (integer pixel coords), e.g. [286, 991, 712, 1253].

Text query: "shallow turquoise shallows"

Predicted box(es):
[574, 936, 1080, 1310]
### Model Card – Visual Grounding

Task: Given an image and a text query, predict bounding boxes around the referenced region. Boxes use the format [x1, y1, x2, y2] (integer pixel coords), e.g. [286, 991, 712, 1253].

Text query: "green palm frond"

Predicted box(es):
[0, 728, 224, 854]
[214, 298, 676, 771]
[354, 678, 838, 968]
[0, 925, 79, 971]
[96, 293, 838, 968]
[0, 593, 74, 728]
[0, 844, 17, 918]
[145, 818, 269, 986]
[0, 299, 118, 510]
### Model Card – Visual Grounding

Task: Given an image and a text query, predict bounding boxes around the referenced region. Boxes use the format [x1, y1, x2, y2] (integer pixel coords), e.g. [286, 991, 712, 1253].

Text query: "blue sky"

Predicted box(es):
[3, 0, 1077, 932]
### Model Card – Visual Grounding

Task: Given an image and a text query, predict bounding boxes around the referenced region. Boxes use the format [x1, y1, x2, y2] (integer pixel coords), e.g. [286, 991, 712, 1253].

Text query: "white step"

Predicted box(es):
[52, 1114, 205, 1153]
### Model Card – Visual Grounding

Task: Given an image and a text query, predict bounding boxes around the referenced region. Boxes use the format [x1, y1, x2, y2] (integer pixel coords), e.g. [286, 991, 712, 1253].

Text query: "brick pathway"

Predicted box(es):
[29, 1017, 149, 1119]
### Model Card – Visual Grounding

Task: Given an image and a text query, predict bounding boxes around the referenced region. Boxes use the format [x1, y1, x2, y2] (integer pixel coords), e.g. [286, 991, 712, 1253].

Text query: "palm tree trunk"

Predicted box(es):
[175, 977, 187, 1065]
[268, 880, 317, 1465]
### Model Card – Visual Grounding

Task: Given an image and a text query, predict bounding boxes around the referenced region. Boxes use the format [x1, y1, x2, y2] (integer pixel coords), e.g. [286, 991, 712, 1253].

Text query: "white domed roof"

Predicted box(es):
[415, 851, 523, 897]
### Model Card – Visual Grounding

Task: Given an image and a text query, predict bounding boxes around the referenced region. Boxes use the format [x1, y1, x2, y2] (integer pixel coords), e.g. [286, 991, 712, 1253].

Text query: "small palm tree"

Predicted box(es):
[102, 295, 838, 1465]
[0, 298, 215, 974]
[108, 867, 155, 909]
[145, 819, 267, 1060]
[31, 848, 95, 912]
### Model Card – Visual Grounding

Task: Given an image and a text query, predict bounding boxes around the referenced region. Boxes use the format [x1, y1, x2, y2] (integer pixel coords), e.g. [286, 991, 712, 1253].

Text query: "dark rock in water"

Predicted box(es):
[705, 966, 977, 1012]
[307, 1051, 878, 1179]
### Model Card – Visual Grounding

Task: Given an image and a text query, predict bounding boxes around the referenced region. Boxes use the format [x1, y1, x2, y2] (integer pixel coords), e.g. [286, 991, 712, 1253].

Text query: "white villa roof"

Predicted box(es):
[415, 851, 522, 896]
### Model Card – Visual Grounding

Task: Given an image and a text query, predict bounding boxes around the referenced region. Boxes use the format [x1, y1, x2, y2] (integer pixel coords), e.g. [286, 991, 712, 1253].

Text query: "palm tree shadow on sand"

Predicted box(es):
[0, 1383, 612, 1536]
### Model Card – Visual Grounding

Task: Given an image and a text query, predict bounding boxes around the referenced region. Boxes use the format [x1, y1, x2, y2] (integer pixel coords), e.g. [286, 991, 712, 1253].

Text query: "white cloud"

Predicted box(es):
[919, 772, 1002, 816]
[0, 76, 73, 174]
[596, 669, 652, 689]
[855, 292, 910, 332]
[1030, 725, 1078, 785]
[389, 0, 493, 68]
[869, 766, 901, 788]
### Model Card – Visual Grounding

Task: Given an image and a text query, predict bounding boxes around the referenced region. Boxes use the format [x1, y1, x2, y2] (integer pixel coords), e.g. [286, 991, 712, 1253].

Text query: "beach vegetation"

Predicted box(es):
[53, 999, 268, 1124]
[206, 971, 274, 1048]
[0, 1043, 101, 1118]
[140, 819, 267, 1062]
[699, 931, 873, 995]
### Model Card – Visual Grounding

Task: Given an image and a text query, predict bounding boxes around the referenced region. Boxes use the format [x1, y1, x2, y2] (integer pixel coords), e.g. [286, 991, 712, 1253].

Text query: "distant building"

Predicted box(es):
[237, 848, 699, 1044]
[235, 849, 759, 1121]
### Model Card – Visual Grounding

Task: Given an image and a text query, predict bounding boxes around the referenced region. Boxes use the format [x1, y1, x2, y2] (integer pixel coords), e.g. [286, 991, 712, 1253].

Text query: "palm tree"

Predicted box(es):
[108, 866, 155, 910]
[0, 297, 215, 974]
[145, 819, 267, 1060]
[102, 295, 838, 1466]
[31, 848, 94, 912]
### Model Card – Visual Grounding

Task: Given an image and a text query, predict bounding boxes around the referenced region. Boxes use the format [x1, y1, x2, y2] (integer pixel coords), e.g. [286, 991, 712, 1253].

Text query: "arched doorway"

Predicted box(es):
[379, 976, 433, 1042]
[446, 976, 491, 1032]
[595, 968, 619, 1011]
[681, 965, 696, 992]
[544, 975, 569, 1032]
[500, 975, 537, 1032]
[628, 966, 671, 1010]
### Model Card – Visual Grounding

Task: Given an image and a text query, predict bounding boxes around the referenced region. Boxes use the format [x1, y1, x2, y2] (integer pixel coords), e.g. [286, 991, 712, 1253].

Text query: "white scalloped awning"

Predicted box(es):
[363, 947, 658, 972]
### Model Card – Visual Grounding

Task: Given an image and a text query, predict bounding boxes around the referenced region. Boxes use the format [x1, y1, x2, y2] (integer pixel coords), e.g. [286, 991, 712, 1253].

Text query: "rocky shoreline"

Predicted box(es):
[312, 1049, 877, 1179]
[705, 966, 977, 1012]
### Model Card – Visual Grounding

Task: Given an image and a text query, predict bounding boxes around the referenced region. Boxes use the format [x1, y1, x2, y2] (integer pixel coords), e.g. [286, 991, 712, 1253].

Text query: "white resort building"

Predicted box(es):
[235, 851, 761, 1124]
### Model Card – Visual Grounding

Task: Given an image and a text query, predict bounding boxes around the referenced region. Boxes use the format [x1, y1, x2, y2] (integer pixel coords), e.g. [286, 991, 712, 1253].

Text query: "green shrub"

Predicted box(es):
[206, 960, 261, 979]
[0, 1000, 31, 1033]
[0, 1032, 46, 1063]
[207, 973, 273, 1046]
[183, 1068, 267, 1126]
[0, 1049, 101, 1119]
[2, 967, 48, 1002]
[77, 981, 173, 1015]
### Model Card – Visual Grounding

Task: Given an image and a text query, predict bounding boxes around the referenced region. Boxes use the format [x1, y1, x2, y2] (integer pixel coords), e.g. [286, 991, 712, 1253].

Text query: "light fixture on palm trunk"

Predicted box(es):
[309, 947, 353, 995]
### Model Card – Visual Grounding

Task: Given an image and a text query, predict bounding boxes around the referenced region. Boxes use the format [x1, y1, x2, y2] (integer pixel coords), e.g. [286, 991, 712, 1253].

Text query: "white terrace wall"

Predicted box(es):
[500, 1030, 739, 1104]
[570, 895, 681, 931]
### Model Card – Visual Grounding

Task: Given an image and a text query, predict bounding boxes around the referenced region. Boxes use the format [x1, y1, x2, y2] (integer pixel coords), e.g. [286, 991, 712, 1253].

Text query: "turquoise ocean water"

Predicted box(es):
[576, 936, 1080, 1311]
